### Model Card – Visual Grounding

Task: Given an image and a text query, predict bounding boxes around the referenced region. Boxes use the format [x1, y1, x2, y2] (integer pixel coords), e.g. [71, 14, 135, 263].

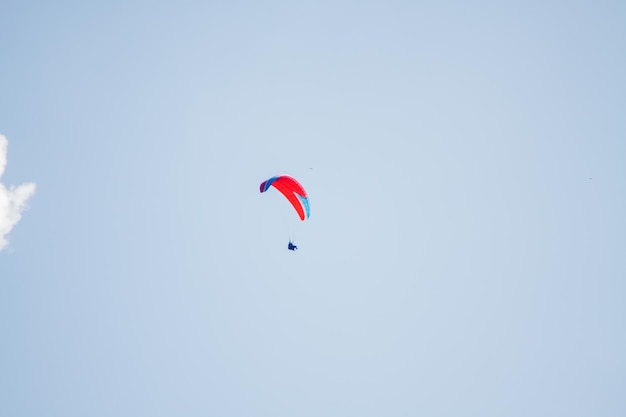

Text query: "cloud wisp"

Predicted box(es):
[0, 135, 36, 251]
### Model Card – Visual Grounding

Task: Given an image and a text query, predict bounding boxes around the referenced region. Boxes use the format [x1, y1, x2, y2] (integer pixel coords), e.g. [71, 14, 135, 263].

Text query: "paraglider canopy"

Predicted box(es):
[259, 175, 310, 221]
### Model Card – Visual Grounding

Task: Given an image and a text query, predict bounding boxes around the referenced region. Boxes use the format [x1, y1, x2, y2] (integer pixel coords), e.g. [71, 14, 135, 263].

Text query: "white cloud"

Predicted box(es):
[0, 135, 36, 251]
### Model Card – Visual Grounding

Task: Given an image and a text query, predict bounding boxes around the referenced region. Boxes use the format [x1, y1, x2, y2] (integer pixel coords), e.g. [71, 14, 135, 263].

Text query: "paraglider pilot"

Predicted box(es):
[288, 241, 298, 251]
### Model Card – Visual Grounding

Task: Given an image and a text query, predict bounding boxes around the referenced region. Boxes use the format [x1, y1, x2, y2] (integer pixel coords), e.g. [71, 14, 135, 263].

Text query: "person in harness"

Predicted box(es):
[287, 241, 298, 251]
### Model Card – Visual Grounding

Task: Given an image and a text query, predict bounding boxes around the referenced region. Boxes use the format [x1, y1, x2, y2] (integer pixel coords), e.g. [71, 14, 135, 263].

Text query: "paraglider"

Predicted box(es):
[260, 174, 310, 250]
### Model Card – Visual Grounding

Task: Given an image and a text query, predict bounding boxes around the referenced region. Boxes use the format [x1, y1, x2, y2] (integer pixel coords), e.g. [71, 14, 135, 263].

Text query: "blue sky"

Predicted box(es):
[1, 1, 625, 416]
